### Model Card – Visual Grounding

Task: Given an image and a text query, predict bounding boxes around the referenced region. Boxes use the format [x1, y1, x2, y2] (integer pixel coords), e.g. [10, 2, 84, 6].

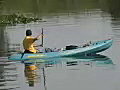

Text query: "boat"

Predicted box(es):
[8, 39, 113, 61]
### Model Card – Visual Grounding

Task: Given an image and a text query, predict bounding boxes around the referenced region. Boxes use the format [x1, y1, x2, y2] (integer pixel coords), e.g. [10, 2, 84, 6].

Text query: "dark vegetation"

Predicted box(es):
[0, 13, 43, 25]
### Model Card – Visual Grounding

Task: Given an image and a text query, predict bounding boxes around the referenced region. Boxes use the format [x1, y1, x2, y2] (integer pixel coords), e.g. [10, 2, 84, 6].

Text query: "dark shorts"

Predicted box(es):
[24, 50, 34, 53]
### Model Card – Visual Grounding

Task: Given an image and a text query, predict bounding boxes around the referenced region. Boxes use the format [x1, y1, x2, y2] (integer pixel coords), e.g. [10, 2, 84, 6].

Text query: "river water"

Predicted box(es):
[0, 0, 120, 90]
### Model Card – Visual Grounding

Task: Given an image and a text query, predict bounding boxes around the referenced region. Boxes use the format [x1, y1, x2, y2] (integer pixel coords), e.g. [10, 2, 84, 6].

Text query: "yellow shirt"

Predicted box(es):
[23, 36, 38, 53]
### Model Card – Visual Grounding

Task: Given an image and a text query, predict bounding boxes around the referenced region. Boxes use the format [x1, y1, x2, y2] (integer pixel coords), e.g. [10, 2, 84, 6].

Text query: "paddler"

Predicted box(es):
[23, 29, 42, 53]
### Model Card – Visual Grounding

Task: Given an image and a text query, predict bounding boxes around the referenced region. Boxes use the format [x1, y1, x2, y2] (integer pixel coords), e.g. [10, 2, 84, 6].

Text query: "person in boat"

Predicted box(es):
[23, 29, 42, 53]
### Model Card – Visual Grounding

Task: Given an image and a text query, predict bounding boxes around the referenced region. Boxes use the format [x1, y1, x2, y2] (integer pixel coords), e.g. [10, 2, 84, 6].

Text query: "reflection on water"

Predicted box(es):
[0, 57, 19, 90]
[0, 26, 21, 57]
[24, 62, 48, 90]
[47, 54, 114, 67]
[0, 0, 119, 18]
[26, 54, 114, 68]
[23, 54, 114, 90]
[24, 62, 40, 87]
[0, 26, 9, 57]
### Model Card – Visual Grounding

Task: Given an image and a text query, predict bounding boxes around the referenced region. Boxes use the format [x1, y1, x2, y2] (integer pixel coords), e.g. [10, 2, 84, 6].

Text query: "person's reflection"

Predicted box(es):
[24, 62, 39, 87]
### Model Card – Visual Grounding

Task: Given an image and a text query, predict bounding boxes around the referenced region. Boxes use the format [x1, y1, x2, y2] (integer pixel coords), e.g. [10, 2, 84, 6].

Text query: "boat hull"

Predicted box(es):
[8, 39, 113, 61]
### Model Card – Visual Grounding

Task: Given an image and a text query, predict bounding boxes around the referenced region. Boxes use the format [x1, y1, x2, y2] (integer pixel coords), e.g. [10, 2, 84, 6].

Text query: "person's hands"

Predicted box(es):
[36, 34, 44, 39]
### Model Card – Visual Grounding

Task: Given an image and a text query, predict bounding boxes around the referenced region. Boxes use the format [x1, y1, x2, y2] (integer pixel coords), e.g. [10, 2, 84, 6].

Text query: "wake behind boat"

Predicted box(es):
[8, 39, 113, 61]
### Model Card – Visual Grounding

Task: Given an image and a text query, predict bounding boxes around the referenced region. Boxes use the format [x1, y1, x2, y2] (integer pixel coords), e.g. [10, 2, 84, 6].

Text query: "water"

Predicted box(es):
[0, 0, 120, 90]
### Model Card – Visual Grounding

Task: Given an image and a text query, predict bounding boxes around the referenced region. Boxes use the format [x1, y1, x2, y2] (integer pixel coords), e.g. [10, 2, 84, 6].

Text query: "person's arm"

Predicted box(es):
[33, 34, 43, 41]
[34, 44, 43, 47]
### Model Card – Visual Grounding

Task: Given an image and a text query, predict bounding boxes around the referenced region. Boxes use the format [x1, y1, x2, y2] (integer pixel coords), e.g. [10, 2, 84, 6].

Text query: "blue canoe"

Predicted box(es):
[8, 39, 113, 61]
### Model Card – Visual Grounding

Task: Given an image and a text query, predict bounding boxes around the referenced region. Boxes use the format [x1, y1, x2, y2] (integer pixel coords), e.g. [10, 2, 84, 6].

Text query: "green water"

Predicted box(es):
[0, 0, 120, 90]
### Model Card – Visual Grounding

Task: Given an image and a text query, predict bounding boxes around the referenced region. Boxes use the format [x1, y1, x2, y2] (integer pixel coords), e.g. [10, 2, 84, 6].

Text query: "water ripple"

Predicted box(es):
[0, 58, 19, 90]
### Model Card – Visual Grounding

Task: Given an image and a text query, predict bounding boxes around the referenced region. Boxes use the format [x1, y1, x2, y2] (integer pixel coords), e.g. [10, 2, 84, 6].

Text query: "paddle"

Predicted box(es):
[41, 28, 44, 47]
[34, 28, 44, 47]
[21, 52, 25, 63]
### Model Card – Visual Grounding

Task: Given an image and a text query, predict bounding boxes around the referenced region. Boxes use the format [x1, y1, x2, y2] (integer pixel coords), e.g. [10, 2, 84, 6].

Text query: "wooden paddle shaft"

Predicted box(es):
[41, 28, 44, 47]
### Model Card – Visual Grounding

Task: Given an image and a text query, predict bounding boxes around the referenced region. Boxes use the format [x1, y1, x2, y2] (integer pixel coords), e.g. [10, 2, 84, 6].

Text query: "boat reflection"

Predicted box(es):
[25, 54, 114, 67]
[23, 54, 114, 89]
[65, 54, 114, 66]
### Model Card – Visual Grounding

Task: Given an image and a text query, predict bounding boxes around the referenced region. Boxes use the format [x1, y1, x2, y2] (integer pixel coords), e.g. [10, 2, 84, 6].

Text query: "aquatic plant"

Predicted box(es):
[0, 13, 43, 25]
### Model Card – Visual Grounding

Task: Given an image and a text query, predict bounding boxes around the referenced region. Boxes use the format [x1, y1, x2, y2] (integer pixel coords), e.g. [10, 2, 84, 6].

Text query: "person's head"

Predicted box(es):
[26, 29, 32, 36]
